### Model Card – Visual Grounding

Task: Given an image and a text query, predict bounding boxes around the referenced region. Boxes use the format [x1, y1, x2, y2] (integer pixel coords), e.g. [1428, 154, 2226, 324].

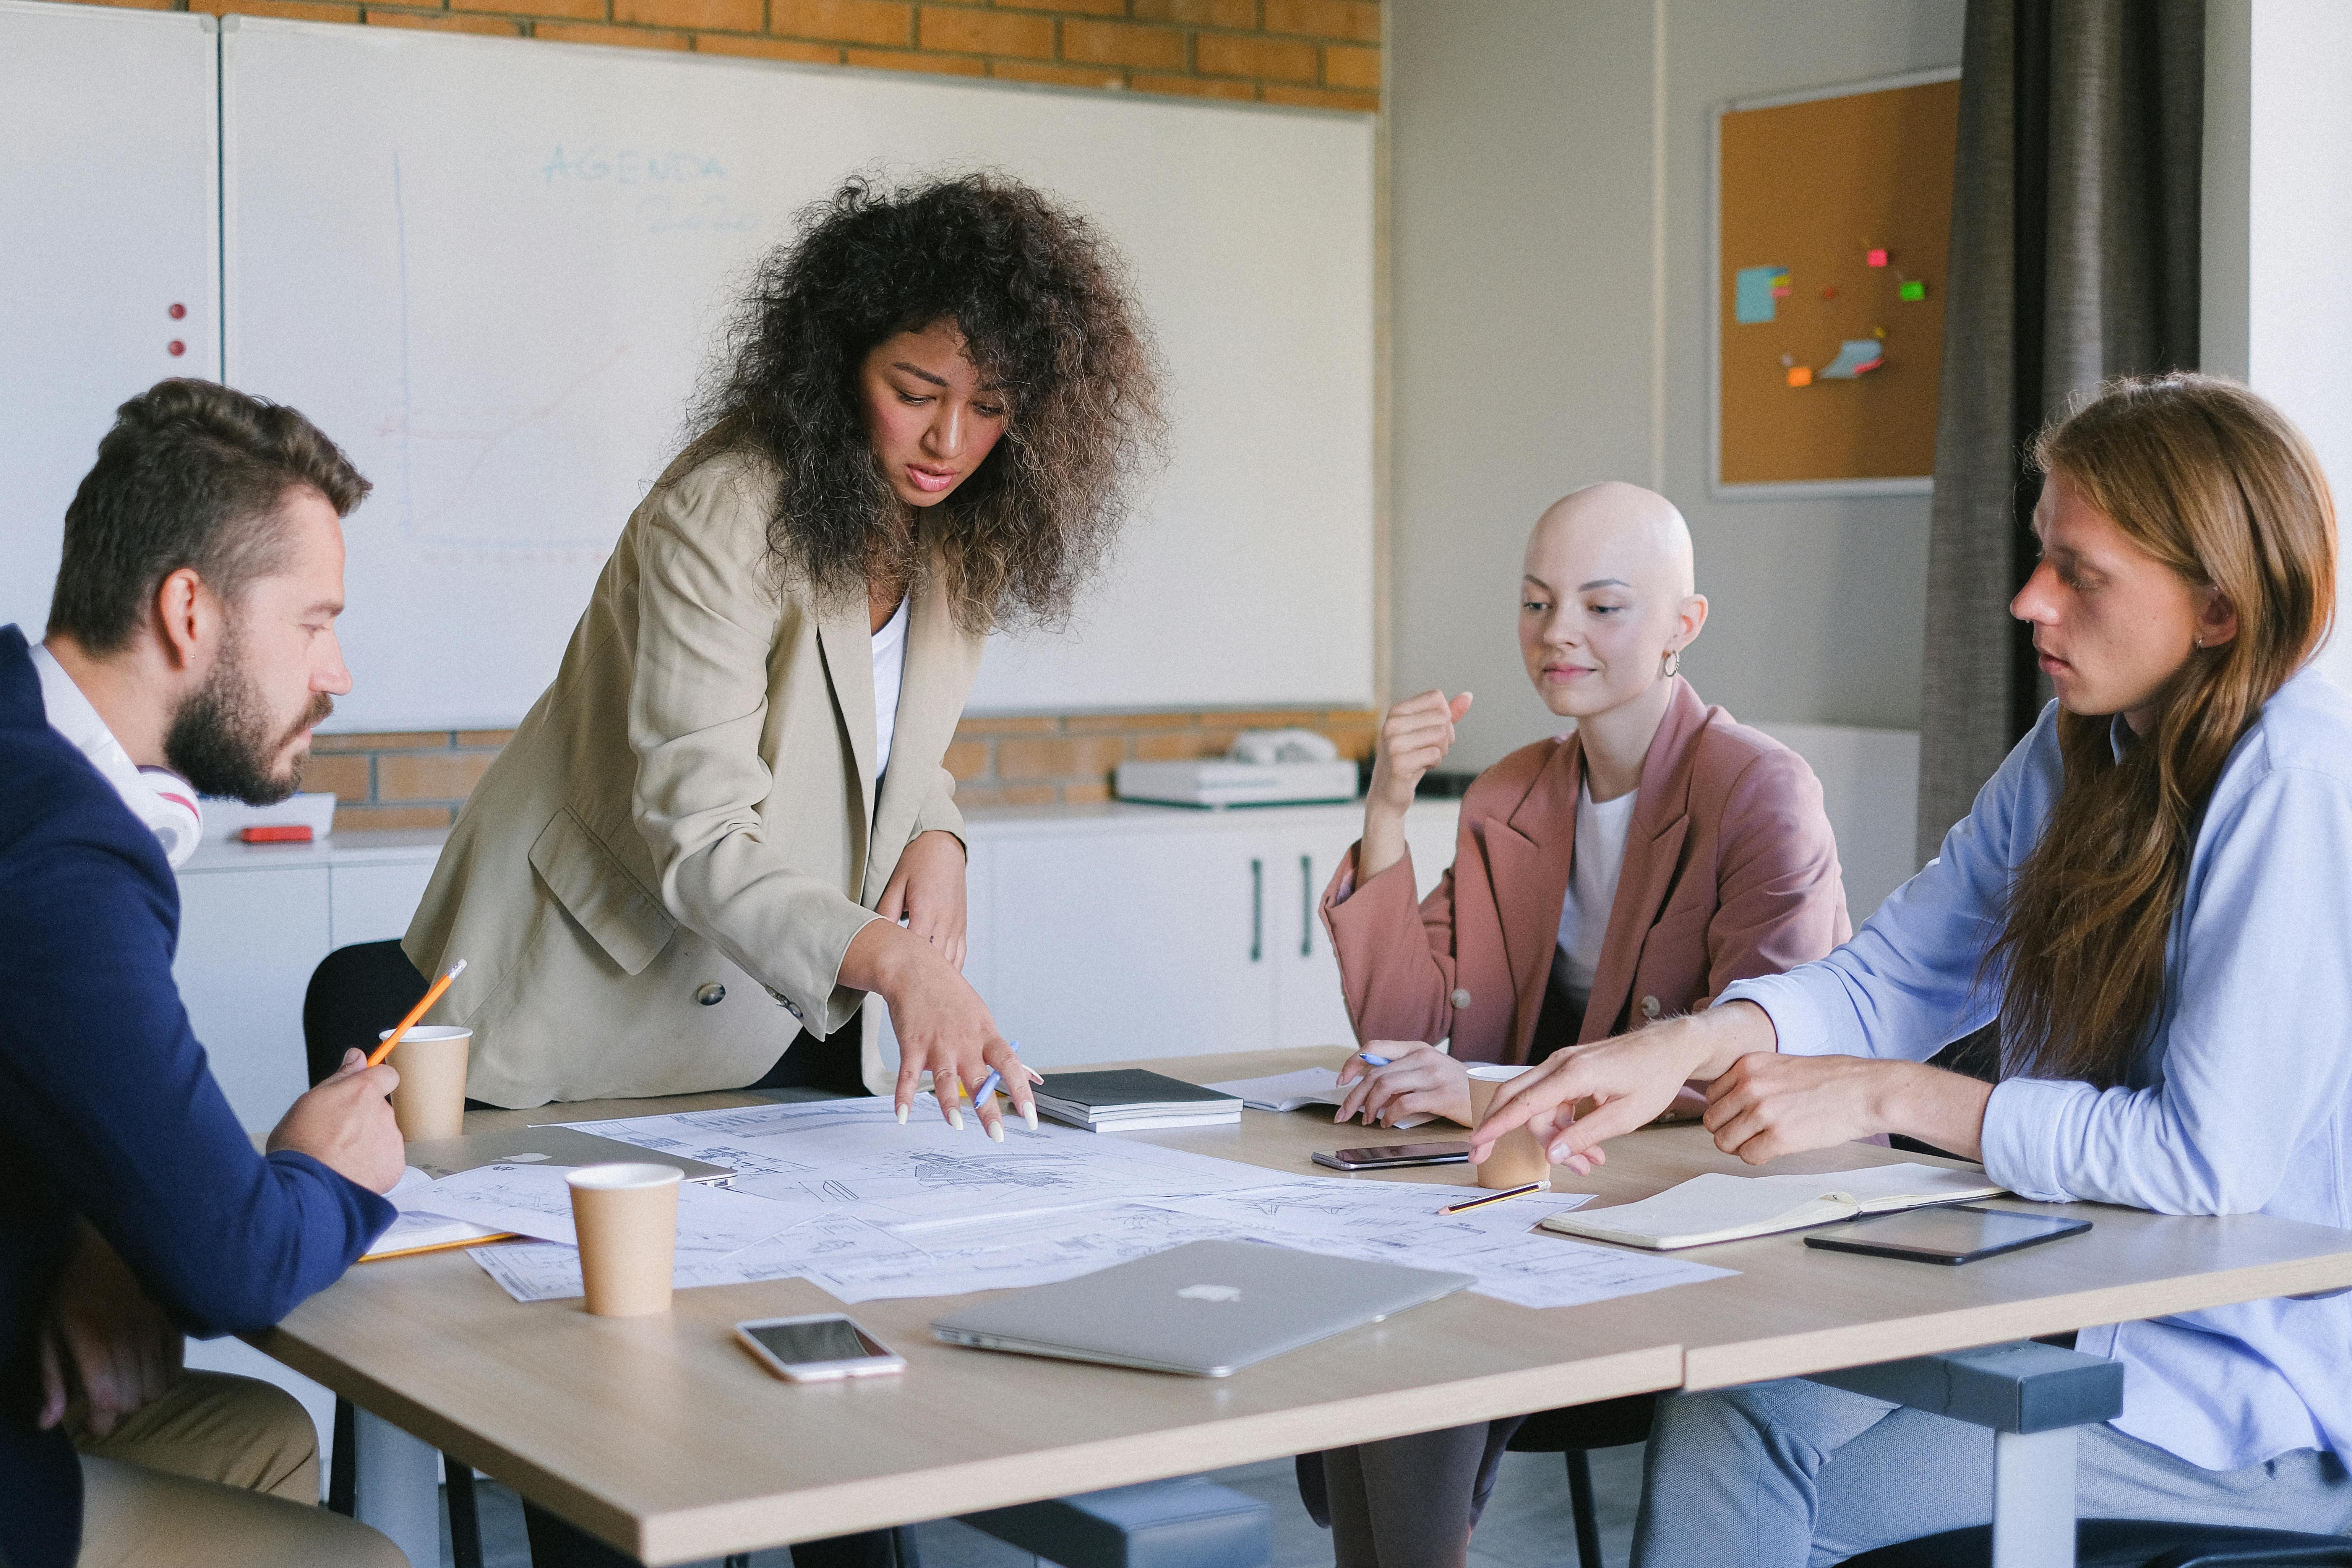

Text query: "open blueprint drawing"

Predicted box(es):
[465, 1098, 1739, 1311]
[559, 1096, 1268, 1229]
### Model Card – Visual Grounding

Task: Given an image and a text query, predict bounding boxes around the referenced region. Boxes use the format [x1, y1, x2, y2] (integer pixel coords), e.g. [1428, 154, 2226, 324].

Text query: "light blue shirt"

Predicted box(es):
[1720, 666, 2352, 1472]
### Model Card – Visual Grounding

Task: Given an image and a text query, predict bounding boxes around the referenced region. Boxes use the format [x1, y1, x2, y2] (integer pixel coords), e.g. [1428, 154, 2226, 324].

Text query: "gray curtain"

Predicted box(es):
[1914, 0, 2204, 863]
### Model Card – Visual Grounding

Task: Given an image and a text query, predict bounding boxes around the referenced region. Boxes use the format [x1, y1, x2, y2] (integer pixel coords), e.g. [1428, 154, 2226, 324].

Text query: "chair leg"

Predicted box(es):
[446, 1456, 485, 1568]
[328, 1396, 357, 1516]
[1564, 1449, 1602, 1568]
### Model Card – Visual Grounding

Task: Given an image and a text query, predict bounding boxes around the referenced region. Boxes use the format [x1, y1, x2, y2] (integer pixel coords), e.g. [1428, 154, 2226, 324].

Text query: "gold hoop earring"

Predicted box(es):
[1662, 649, 1680, 678]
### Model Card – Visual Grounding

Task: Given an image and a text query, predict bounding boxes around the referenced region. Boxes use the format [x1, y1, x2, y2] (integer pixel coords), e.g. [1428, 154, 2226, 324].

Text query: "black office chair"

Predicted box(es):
[1502, 1393, 1656, 1568]
[302, 940, 486, 1568]
[1291, 1393, 1653, 1568]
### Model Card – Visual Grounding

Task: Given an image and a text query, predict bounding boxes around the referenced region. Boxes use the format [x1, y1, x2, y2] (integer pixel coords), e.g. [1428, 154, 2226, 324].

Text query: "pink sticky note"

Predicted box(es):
[1865, 248, 1889, 268]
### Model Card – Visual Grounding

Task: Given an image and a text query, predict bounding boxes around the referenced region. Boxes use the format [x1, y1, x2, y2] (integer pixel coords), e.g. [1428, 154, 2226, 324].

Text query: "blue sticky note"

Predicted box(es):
[1734, 266, 1779, 325]
[1818, 339, 1886, 379]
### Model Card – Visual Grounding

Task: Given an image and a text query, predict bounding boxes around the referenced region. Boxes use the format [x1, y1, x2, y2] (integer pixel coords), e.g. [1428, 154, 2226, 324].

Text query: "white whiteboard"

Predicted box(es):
[0, 1, 221, 641]
[223, 21, 1376, 731]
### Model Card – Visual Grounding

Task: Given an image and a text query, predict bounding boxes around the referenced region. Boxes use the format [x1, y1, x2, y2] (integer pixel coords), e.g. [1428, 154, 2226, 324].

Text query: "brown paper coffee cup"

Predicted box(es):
[567, 1164, 681, 1317]
[1466, 1066, 1551, 1190]
[380, 1026, 470, 1142]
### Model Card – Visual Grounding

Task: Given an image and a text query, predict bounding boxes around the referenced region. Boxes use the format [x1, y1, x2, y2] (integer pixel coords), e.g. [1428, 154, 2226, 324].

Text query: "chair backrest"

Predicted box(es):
[301, 940, 430, 1087]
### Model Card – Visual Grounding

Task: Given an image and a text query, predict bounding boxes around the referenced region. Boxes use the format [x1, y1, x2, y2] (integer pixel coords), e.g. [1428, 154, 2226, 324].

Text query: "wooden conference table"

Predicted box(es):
[253, 1046, 2352, 1565]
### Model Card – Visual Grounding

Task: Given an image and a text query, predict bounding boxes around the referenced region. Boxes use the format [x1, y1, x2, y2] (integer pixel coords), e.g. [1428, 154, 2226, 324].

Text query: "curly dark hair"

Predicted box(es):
[689, 173, 1164, 632]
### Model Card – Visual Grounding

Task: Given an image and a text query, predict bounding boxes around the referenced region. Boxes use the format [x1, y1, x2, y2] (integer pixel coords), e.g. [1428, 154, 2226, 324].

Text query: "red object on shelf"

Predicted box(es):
[167, 341, 185, 357]
[239, 825, 315, 843]
[169, 303, 187, 319]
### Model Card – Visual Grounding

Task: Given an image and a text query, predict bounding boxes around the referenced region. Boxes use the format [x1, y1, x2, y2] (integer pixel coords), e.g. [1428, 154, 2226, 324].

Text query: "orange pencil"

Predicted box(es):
[367, 959, 467, 1068]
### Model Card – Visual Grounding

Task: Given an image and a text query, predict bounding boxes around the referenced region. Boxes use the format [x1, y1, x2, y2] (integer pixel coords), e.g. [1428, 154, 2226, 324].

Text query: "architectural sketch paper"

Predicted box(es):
[805, 1203, 1264, 1304]
[470, 1211, 930, 1304]
[1148, 1180, 1733, 1310]
[561, 1096, 1266, 1229]
[419, 1163, 821, 1250]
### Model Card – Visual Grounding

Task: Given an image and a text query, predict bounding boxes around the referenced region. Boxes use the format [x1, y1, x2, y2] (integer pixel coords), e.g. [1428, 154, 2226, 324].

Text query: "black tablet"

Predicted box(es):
[1802, 1204, 2091, 1265]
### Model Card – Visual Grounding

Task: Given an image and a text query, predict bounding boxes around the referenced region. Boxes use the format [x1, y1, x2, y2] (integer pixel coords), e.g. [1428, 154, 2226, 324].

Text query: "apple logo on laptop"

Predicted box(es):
[1178, 1284, 1242, 1303]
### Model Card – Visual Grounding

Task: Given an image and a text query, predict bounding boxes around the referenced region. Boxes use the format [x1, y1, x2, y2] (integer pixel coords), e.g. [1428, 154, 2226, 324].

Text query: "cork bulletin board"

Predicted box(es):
[1711, 69, 1961, 497]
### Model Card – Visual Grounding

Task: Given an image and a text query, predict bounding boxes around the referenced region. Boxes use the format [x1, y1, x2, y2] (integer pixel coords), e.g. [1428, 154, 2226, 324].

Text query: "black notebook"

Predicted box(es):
[1033, 1070, 1244, 1132]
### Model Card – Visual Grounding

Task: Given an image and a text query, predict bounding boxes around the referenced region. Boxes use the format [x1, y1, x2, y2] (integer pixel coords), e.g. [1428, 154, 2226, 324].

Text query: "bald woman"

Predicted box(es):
[1301, 483, 1851, 1568]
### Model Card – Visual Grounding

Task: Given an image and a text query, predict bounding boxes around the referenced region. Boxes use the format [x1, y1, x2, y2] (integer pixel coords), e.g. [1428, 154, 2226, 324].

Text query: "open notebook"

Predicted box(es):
[1538, 1163, 2007, 1251]
[361, 1167, 513, 1262]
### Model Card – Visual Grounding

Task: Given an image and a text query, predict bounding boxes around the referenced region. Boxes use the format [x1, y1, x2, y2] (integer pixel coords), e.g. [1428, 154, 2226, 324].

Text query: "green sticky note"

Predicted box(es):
[1899, 279, 1927, 302]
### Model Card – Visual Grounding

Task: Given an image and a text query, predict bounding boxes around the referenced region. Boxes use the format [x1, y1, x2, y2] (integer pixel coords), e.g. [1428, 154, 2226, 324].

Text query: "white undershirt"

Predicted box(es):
[29, 642, 205, 866]
[870, 596, 910, 781]
[1555, 777, 1638, 1006]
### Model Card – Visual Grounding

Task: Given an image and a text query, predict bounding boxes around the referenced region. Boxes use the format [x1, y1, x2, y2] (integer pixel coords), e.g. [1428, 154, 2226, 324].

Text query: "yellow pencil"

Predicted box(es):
[366, 960, 466, 1068]
[1439, 1182, 1544, 1215]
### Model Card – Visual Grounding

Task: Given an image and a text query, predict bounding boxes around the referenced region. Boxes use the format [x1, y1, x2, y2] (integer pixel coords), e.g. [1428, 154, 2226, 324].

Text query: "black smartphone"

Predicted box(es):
[1803, 1205, 2091, 1265]
[1312, 1141, 1471, 1171]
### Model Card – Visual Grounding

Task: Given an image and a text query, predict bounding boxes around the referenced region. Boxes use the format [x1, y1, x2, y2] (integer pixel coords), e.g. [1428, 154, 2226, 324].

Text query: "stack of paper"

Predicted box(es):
[1538, 1163, 2006, 1251]
[1032, 1070, 1243, 1132]
[1204, 1066, 1437, 1130]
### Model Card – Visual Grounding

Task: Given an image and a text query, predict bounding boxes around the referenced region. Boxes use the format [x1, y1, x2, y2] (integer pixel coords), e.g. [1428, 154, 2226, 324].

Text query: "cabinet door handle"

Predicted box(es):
[1300, 854, 1314, 957]
[1249, 856, 1264, 962]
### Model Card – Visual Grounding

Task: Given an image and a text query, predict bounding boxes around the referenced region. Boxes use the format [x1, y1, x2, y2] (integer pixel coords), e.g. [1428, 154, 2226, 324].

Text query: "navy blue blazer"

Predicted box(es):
[0, 625, 392, 1568]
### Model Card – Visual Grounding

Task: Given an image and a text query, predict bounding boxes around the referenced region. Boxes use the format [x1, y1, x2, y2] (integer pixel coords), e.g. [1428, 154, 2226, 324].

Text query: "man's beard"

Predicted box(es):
[163, 641, 333, 806]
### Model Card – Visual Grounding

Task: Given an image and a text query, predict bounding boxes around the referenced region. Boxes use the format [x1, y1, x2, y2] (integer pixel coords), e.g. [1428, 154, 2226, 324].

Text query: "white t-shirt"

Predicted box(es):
[29, 642, 205, 866]
[870, 596, 910, 780]
[1554, 777, 1639, 1010]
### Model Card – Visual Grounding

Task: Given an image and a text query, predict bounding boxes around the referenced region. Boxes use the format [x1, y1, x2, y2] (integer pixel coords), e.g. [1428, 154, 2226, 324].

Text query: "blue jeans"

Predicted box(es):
[1632, 1378, 2352, 1567]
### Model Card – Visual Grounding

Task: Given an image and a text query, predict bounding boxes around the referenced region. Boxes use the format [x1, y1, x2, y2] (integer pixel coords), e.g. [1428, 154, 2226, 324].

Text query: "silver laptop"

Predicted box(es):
[930, 1240, 1475, 1377]
[401, 1125, 733, 1184]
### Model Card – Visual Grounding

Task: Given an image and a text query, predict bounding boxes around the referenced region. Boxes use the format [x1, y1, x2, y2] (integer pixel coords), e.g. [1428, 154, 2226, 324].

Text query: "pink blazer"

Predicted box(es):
[1321, 678, 1852, 1063]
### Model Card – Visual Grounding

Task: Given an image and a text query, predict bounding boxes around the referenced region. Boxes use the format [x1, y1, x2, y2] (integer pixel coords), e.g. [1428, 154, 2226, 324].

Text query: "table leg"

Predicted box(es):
[353, 1406, 444, 1568]
[1989, 1427, 2076, 1568]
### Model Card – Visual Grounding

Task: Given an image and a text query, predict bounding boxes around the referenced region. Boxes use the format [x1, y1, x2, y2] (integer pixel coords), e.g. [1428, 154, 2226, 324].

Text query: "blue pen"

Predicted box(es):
[1356, 1052, 1391, 1067]
[968, 1041, 1029, 1133]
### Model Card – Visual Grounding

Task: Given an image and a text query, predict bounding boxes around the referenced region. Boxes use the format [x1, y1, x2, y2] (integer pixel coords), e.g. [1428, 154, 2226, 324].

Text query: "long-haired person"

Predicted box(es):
[1472, 376, 2352, 1562]
[406, 175, 1161, 1140]
[1303, 481, 1851, 1568]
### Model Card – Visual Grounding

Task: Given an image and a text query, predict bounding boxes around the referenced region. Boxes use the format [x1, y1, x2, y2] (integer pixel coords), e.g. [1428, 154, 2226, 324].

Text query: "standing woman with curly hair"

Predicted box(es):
[405, 174, 1161, 1142]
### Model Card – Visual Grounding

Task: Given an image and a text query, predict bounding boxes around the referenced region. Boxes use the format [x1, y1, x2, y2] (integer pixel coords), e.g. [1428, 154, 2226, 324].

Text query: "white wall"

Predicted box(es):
[1389, 0, 1964, 774]
[2203, 0, 2352, 687]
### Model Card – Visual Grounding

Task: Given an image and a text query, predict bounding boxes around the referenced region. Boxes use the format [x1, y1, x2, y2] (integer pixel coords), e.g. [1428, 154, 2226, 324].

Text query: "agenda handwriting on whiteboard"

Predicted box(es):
[540, 145, 730, 185]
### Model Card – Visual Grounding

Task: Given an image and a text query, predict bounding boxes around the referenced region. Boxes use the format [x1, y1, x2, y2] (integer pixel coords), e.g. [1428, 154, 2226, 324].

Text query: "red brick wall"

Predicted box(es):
[66, 0, 1380, 112]
[311, 707, 1379, 827]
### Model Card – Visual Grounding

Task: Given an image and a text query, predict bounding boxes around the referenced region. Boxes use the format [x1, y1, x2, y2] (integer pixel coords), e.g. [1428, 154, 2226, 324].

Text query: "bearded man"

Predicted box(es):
[2, 379, 407, 1568]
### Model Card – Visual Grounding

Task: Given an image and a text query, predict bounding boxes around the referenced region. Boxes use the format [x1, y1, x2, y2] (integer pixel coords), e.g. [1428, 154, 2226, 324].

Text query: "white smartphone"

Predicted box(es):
[734, 1314, 907, 1382]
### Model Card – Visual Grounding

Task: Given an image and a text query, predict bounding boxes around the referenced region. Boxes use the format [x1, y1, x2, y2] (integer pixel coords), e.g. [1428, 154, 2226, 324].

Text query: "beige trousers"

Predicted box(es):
[72, 1370, 402, 1568]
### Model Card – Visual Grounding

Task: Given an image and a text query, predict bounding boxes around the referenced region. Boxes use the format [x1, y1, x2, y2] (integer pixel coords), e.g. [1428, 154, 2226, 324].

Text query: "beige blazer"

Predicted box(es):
[404, 449, 981, 1107]
[1321, 678, 1851, 1062]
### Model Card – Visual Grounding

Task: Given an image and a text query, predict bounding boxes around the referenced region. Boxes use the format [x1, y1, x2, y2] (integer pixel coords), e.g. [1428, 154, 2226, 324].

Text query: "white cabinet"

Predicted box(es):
[174, 832, 445, 1132]
[173, 864, 330, 1134]
[984, 827, 1279, 1063]
[888, 800, 1462, 1071]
